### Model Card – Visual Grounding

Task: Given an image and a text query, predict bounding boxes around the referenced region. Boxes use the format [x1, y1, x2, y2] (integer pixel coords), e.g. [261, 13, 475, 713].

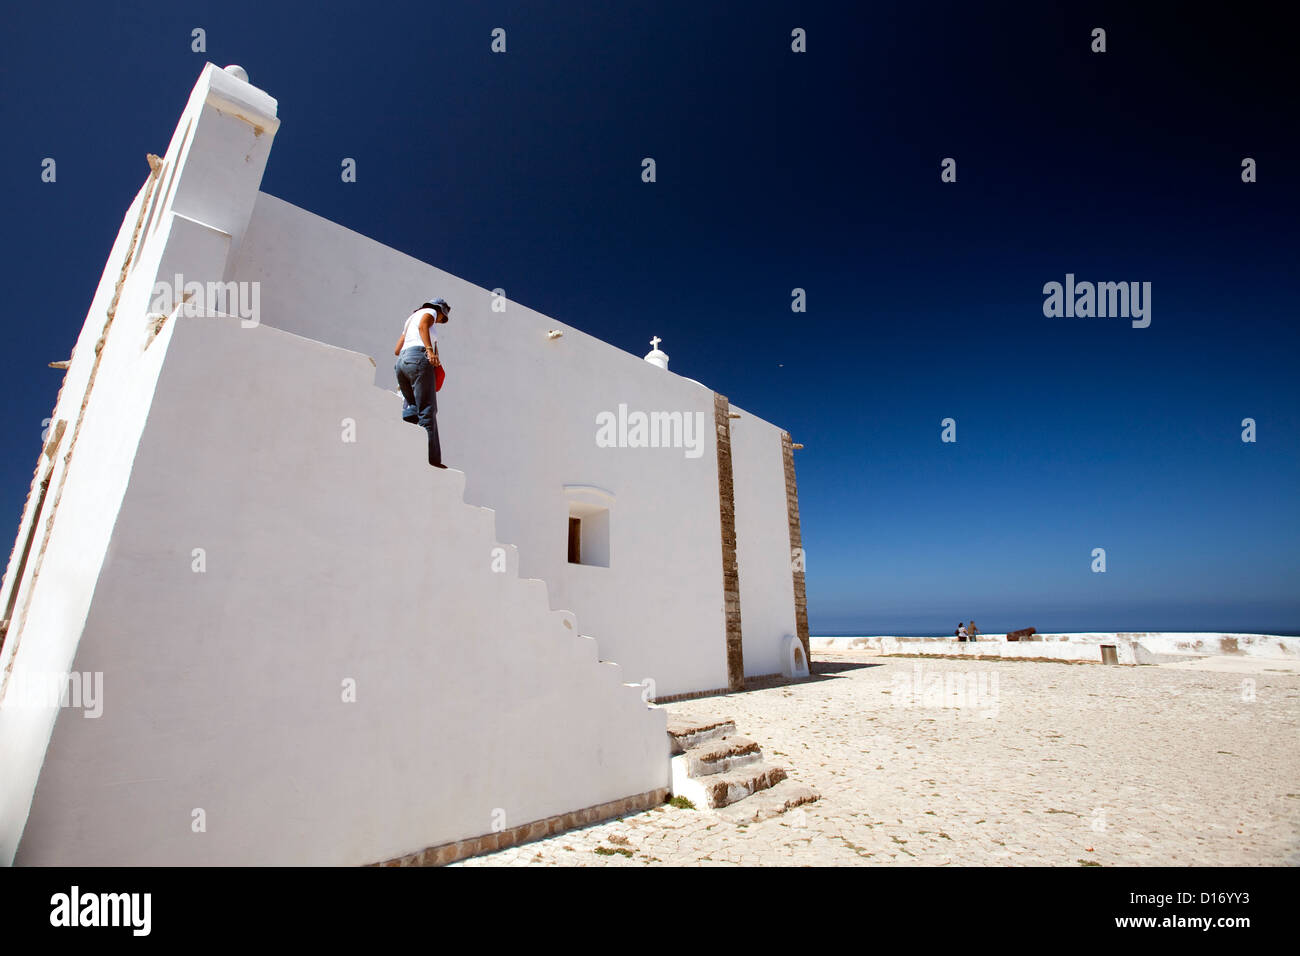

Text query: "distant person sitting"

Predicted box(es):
[393, 297, 450, 468]
[956, 623, 968, 642]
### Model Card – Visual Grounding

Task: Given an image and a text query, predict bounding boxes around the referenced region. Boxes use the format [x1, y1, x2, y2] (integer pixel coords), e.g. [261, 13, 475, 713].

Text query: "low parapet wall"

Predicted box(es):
[811, 633, 1300, 665]
[812, 637, 1130, 664]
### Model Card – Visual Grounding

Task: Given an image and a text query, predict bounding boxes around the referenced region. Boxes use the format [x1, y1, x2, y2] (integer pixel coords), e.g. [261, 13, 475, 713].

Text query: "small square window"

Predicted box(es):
[563, 485, 613, 568]
[565, 507, 609, 567]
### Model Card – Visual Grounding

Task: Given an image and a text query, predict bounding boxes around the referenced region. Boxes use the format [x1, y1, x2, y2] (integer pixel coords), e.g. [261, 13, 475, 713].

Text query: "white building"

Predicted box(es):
[0, 65, 810, 865]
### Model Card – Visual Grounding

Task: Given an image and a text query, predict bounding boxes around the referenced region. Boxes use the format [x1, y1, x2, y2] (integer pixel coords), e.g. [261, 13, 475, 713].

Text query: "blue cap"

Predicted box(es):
[422, 297, 451, 316]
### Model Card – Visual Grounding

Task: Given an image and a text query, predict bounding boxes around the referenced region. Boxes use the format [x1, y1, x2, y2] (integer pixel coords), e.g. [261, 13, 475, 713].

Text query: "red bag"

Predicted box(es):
[435, 363, 445, 392]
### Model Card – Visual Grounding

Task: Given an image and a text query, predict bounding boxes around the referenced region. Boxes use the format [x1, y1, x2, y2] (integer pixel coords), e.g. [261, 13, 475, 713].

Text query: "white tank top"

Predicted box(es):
[401, 309, 437, 351]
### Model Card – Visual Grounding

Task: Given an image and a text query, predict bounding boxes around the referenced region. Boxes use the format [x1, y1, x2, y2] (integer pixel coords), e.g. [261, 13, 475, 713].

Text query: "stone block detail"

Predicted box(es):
[651, 685, 731, 705]
[781, 431, 810, 666]
[714, 393, 744, 692]
[369, 788, 670, 867]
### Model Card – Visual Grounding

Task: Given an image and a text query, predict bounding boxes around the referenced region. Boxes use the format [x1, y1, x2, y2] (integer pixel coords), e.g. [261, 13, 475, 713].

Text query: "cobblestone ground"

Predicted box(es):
[453, 653, 1300, 866]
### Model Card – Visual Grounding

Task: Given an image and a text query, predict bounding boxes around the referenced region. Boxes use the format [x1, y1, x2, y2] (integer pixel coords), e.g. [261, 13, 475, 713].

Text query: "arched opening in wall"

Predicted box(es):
[782, 634, 810, 678]
[563, 485, 613, 569]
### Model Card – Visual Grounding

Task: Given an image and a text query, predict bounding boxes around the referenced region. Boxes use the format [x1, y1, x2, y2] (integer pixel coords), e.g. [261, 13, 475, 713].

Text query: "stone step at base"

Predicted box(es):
[714, 779, 820, 824]
[666, 717, 738, 755]
[680, 735, 762, 777]
[695, 762, 788, 809]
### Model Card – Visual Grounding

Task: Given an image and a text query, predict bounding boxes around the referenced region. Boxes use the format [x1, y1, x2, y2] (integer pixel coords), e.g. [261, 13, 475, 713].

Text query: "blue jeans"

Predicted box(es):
[395, 347, 442, 466]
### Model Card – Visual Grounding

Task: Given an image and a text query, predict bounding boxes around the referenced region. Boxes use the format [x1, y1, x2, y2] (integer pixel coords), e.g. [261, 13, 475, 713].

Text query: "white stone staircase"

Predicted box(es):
[8, 313, 671, 866]
[379, 403, 652, 712]
[668, 716, 818, 823]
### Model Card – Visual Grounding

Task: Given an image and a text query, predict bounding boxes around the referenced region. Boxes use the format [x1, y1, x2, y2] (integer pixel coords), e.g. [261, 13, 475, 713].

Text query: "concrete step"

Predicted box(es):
[680, 735, 762, 777]
[666, 716, 737, 755]
[673, 759, 788, 809]
[715, 779, 820, 823]
[699, 762, 788, 809]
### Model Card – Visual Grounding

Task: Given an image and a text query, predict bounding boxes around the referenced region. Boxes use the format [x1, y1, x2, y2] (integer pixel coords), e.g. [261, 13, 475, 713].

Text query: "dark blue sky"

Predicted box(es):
[2, 1, 1296, 634]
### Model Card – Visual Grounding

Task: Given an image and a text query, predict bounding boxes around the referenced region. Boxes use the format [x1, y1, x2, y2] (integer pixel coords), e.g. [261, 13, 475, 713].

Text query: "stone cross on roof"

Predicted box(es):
[650, 336, 661, 350]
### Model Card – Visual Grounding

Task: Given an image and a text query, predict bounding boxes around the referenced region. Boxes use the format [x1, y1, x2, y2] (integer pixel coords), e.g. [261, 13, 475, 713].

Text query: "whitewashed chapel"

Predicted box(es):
[0, 65, 809, 865]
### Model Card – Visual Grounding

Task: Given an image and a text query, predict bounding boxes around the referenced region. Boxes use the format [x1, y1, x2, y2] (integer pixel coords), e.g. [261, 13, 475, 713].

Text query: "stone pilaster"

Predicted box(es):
[781, 432, 810, 666]
[715, 393, 745, 692]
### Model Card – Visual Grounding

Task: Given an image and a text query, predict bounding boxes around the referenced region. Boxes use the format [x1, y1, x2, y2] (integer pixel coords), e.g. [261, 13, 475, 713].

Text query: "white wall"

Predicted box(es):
[2, 62, 805, 862]
[0, 63, 276, 865]
[0, 183, 164, 866]
[730, 408, 798, 677]
[15, 315, 667, 865]
[228, 194, 741, 698]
